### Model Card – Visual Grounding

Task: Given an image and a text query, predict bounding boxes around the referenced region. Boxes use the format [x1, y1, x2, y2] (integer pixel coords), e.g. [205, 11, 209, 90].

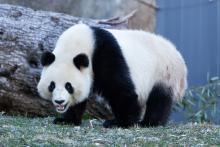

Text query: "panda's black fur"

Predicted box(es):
[140, 84, 173, 127]
[92, 27, 139, 125]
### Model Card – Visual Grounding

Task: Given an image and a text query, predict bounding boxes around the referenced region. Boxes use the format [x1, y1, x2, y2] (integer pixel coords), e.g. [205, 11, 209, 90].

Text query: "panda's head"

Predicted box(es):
[37, 24, 93, 113]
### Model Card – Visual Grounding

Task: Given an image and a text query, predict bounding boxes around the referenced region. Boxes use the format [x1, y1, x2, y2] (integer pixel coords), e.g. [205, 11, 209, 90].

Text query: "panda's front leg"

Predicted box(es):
[103, 93, 141, 128]
[53, 100, 87, 126]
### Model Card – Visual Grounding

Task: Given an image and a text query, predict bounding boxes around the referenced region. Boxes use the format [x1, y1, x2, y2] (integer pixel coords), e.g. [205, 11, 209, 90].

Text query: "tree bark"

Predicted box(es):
[0, 4, 131, 119]
[0, 0, 156, 31]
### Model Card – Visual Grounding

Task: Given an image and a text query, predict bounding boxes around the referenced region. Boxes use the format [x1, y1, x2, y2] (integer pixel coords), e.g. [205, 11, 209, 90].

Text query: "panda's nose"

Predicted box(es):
[54, 100, 65, 105]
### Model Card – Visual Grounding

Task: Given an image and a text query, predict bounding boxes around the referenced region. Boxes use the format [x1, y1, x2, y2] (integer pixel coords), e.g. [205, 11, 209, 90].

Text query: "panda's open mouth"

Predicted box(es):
[55, 103, 68, 113]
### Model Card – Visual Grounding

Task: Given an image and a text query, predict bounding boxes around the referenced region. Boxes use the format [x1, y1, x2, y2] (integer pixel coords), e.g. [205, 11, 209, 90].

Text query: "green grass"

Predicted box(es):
[0, 115, 220, 146]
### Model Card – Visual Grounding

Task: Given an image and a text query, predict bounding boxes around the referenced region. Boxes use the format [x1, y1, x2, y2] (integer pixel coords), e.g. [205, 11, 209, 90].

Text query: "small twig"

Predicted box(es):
[136, 0, 159, 10]
[100, 16, 120, 22]
[93, 138, 112, 145]
[97, 10, 137, 25]
[121, 9, 137, 22]
[89, 119, 94, 128]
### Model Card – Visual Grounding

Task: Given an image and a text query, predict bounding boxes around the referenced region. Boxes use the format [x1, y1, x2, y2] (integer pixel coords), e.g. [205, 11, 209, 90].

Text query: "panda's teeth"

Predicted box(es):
[56, 105, 64, 110]
[55, 103, 68, 112]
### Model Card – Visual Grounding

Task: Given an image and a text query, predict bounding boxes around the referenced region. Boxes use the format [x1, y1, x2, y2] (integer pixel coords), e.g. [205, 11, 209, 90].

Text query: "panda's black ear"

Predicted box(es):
[41, 51, 55, 66]
[73, 53, 89, 70]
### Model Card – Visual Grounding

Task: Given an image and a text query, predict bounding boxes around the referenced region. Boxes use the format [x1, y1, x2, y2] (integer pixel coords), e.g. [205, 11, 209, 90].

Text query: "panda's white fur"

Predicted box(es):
[37, 24, 187, 127]
[109, 29, 187, 101]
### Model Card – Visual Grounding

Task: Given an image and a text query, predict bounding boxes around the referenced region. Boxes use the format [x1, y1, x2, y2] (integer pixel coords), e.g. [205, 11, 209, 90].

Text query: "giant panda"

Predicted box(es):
[37, 24, 187, 128]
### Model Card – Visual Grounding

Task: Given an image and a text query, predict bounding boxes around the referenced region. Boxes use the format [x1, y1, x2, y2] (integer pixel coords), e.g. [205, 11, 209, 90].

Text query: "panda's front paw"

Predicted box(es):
[103, 119, 138, 128]
[53, 118, 74, 125]
[103, 119, 118, 128]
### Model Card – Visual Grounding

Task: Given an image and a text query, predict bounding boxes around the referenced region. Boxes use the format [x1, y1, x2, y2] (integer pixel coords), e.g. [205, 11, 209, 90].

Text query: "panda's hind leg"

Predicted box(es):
[140, 84, 173, 127]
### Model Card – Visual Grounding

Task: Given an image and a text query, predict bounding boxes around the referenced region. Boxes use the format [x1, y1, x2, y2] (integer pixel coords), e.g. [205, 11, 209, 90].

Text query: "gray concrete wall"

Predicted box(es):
[156, 0, 220, 86]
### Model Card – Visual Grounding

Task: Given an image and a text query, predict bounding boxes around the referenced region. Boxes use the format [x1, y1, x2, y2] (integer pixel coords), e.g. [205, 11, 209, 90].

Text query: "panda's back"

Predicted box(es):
[108, 29, 187, 102]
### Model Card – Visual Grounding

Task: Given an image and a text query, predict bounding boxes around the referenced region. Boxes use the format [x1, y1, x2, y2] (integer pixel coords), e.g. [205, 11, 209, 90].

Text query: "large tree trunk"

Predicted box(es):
[0, 0, 157, 31]
[0, 4, 133, 119]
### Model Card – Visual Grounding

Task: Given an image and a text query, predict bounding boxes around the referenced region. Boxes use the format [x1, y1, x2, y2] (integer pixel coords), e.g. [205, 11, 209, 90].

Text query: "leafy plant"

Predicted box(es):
[173, 78, 220, 123]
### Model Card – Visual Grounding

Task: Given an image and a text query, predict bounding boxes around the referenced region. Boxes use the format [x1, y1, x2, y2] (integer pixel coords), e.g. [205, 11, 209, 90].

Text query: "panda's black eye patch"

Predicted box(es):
[73, 53, 89, 70]
[41, 51, 55, 66]
[65, 82, 74, 94]
[48, 81, 55, 92]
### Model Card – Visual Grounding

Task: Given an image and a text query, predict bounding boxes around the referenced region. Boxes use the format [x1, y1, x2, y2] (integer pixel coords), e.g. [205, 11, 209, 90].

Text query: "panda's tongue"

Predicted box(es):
[56, 105, 65, 111]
